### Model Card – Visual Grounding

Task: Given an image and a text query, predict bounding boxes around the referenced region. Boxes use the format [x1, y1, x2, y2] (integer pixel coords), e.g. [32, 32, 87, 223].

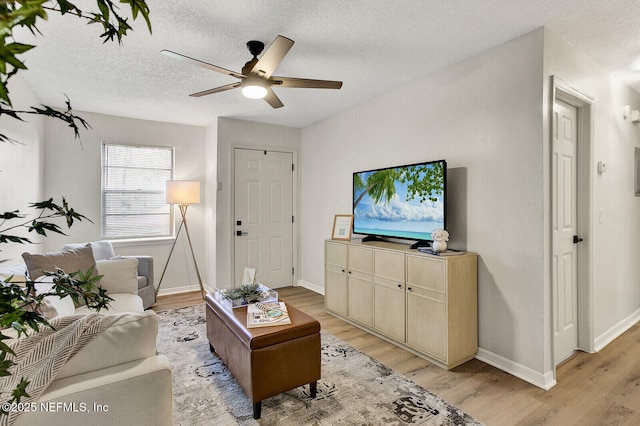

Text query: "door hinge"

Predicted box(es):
[292, 267, 295, 275]
[292, 215, 295, 223]
[291, 163, 294, 172]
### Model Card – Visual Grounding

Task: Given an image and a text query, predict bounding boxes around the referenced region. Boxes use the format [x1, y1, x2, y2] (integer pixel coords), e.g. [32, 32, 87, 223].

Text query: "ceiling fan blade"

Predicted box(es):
[263, 88, 284, 109]
[272, 76, 343, 89]
[189, 82, 241, 97]
[161, 49, 244, 79]
[250, 35, 294, 78]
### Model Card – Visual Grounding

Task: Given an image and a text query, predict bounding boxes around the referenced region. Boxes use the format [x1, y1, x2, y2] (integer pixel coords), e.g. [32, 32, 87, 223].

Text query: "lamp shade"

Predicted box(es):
[241, 76, 268, 99]
[166, 180, 200, 204]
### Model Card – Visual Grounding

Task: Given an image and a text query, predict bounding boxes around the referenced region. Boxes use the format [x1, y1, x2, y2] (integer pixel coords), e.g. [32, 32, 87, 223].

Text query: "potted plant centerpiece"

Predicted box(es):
[215, 283, 278, 310]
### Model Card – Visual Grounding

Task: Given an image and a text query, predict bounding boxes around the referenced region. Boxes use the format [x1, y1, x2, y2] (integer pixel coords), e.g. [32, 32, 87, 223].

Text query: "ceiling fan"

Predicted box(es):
[161, 35, 343, 109]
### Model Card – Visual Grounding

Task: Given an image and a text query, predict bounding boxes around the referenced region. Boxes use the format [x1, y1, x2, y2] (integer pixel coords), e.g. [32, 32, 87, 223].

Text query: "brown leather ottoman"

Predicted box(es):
[205, 293, 321, 419]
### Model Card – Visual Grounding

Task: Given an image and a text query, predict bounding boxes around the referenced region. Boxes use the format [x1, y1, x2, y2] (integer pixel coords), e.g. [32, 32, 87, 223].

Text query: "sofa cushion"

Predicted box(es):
[55, 311, 159, 380]
[22, 246, 96, 280]
[75, 293, 144, 315]
[96, 258, 138, 295]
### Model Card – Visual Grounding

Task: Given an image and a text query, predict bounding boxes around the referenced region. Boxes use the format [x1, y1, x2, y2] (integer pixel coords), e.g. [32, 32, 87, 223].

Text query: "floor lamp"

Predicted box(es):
[157, 180, 206, 299]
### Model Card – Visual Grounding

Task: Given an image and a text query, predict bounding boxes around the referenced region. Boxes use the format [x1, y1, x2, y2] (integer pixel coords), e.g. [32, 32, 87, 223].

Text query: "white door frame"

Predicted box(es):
[230, 145, 298, 287]
[550, 76, 595, 364]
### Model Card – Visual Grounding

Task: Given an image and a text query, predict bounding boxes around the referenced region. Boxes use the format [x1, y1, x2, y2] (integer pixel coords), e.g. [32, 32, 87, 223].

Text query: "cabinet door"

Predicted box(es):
[325, 242, 348, 315]
[374, 250, 405, 282]
[325, 263, 348, 315]
[348, 245, 373, 274]
[406, 292, 446, 361]
[326, 241, 347, 267]
[346, 245, 373, 326]
[406, 255, 445, 293]
[347, 271, 373, 326]
[374, 277, 405, 341]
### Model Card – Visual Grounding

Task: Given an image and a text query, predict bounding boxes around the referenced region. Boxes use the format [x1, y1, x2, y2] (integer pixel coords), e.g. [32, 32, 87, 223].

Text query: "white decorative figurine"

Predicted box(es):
[431, 229, 449, 252]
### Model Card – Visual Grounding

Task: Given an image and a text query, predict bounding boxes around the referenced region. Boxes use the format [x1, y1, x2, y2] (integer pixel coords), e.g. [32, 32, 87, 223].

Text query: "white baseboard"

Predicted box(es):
[476, 307, 640, 390]
[297, 279, 556, 390]
[157, 283, 210, 297]
[594, 307, 640, 352]
[296, 279, 324, 295]
[475, 348, 557, 390]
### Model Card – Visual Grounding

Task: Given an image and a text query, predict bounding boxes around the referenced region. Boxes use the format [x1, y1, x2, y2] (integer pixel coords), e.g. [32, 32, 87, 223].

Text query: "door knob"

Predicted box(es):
[236, 231, 248, 236]
[573, 235, 584, 244]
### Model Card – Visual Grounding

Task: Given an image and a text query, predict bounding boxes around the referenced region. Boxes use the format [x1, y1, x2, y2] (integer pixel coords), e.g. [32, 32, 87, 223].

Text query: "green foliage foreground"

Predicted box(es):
[0, 0, 152, 412]
[0, 198, 114, 410]
[0, 0, 152, 143]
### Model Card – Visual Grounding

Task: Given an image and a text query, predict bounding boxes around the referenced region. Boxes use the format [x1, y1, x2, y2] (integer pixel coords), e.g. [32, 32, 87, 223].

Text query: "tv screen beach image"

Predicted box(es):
[353, 161, 445, 241]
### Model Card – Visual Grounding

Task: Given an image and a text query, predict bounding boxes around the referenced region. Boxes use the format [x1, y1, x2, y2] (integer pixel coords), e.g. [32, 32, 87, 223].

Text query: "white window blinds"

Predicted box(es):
[101, 143, 174, 240]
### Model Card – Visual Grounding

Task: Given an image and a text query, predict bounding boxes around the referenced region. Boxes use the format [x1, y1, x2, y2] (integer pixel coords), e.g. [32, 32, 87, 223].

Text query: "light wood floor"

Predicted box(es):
[154, 287, 640, 425]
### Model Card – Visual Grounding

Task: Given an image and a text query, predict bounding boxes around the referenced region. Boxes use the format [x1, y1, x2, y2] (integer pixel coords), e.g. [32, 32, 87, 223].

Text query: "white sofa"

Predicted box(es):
[7, 253, 173, 426]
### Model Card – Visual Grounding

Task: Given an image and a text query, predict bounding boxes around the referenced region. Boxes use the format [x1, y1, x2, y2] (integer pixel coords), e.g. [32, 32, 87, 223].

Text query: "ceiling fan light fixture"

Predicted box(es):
[241, 77, 268, 99]
[163, 35, 342, 109]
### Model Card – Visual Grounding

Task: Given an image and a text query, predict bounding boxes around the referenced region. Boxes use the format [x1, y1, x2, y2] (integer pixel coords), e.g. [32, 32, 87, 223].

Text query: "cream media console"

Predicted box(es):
[324, 239, 478, 370]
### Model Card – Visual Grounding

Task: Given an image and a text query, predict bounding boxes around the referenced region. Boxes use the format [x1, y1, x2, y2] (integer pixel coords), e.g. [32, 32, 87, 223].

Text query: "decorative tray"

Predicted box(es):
[214, 283, 278, 311]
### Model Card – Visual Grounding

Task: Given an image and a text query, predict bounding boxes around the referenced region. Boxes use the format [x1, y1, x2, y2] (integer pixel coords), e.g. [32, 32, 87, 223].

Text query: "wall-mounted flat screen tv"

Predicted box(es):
[352, 159, 446, 245]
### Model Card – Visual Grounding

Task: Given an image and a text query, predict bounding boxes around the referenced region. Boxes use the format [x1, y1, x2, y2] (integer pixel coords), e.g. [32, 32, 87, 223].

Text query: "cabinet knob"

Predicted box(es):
[341, 269, 346, 273]
[397, 284, 402, 288]
[348, 270, 352, 274]
[407, 287, 412, 292]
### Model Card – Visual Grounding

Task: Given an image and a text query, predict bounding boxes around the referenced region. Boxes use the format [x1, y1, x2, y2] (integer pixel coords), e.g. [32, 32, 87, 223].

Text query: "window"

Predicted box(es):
[101, 142, 174, 240]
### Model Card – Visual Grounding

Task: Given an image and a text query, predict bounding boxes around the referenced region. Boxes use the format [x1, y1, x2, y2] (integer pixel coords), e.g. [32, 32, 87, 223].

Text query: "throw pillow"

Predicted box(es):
[60, 241, 116, 261]
[38, 298, 60, 320]
[87, 241, 116, 261]
[95, 257, 138, 295]
[41, 295, 75, 317]
[22, 246, 97, 280]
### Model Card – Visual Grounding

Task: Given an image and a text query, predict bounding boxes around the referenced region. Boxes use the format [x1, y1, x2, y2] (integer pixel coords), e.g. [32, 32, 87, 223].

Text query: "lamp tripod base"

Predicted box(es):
[156, 204, 206, 300]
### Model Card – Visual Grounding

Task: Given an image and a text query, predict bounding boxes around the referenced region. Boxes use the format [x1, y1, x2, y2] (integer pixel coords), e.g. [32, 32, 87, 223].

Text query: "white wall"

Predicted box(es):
[215, 117, 301, 288]
[204, 119, 219, 290]
[41, 112, 208, 294]
[299, 26, 640, 389]
[299, 30, 549, 383]
[6, 23, 639, 390]
[0, 75, 45, 263]
[542, 29, 640, 352]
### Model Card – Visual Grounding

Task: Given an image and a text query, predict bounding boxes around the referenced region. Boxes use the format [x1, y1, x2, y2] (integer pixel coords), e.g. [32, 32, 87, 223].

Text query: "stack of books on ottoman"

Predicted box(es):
[246, 302, 291, 328]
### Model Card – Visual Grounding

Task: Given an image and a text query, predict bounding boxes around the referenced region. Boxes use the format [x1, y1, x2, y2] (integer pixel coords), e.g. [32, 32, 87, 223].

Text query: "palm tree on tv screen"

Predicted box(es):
[353, 162, 444, 209]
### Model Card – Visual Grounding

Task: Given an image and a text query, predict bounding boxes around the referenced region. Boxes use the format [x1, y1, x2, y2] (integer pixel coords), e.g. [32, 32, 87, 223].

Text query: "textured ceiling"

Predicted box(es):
[13, 0, 640, 128]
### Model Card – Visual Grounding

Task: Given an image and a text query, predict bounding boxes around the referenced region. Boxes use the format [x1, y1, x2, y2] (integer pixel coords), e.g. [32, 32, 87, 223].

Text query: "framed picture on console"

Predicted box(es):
[332, 214, 353, 240]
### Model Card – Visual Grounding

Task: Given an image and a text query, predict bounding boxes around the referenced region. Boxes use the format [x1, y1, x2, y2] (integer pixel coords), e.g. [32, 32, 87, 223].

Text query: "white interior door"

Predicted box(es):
[234, 148, 293, 288]
[552, 99, 579, 365]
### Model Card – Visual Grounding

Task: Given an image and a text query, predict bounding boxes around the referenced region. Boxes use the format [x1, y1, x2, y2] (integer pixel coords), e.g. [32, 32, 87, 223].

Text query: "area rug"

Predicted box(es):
[156, 304, 483, 426]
